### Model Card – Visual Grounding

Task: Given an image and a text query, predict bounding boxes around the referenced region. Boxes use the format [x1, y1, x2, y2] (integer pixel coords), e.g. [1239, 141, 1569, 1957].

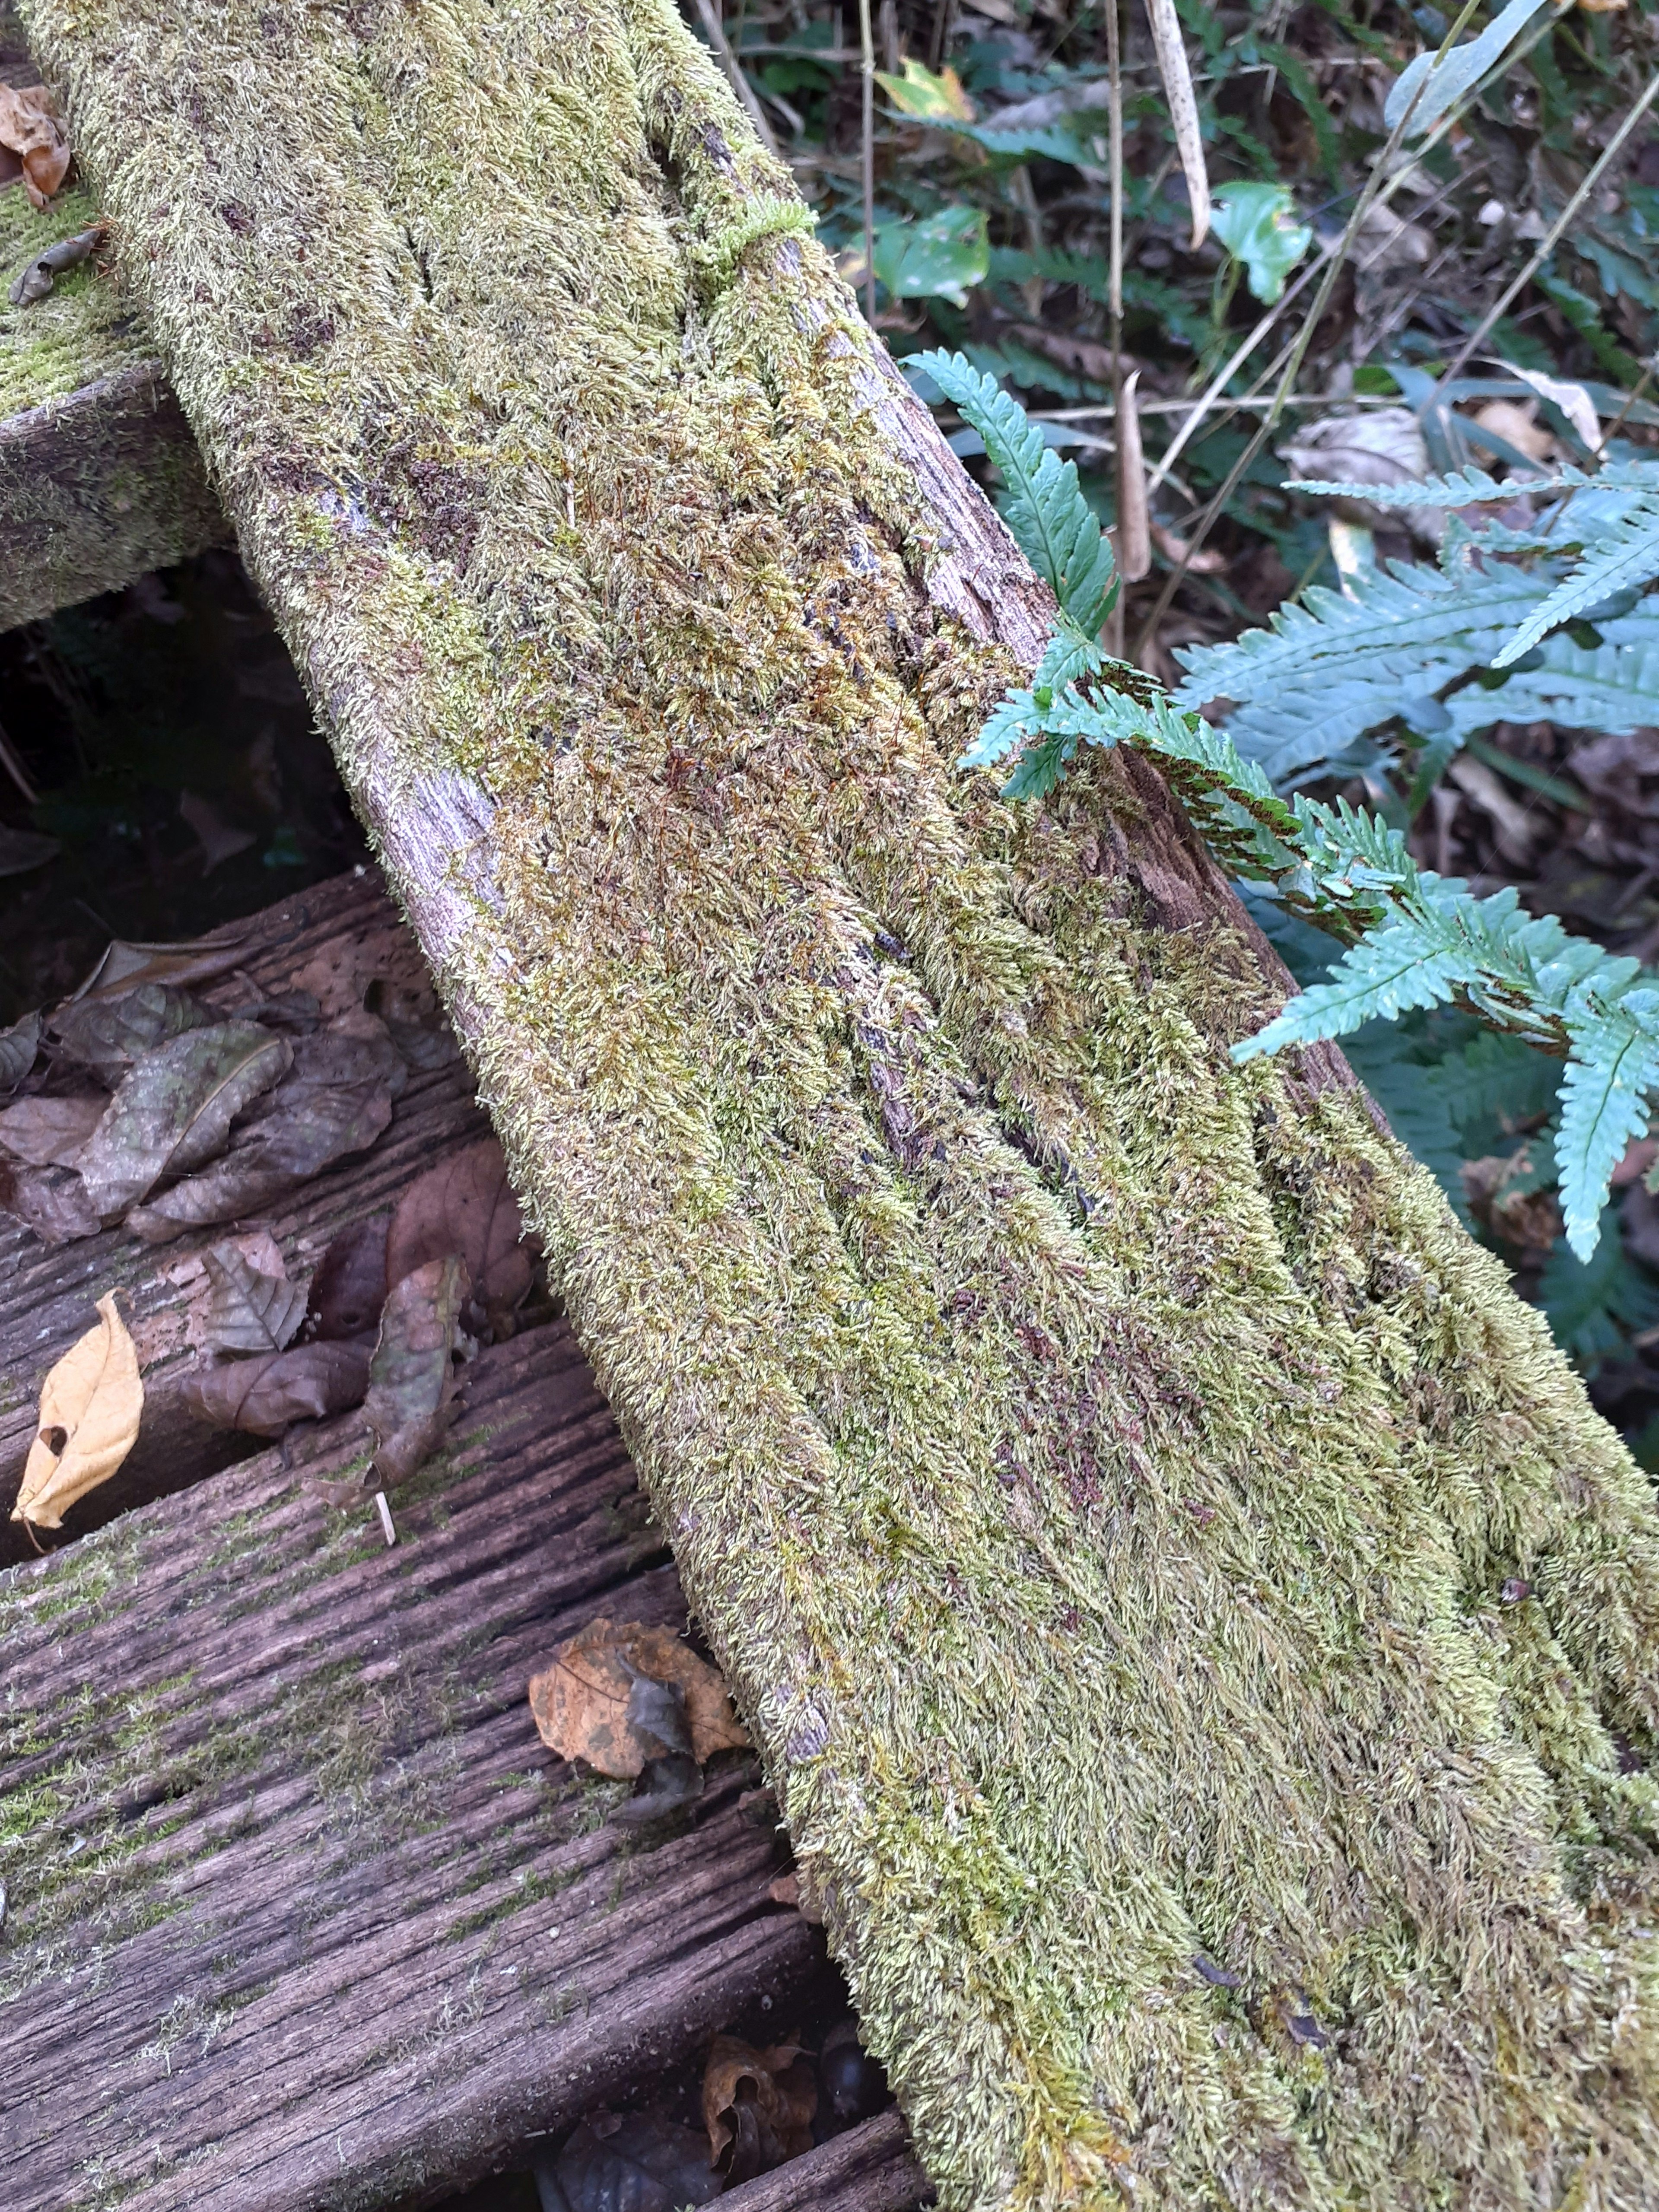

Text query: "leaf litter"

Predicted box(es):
[0, 81, 70, 210]
[76, 1020, 294, 1220]
[12, 1294, 142, 1531]
[364, 1252, 474, 1484]
[199, 1239, 306, 1355]
[182, 1339, 372, 1439]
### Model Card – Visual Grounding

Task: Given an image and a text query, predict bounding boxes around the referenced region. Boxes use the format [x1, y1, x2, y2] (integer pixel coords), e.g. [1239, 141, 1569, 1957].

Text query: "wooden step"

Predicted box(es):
[0, 1321, 820, 2210]
[1, 8, 224, 626]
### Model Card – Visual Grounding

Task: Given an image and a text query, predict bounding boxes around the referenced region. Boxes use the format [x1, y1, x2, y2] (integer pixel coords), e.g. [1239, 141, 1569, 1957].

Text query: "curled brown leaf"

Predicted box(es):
[364, 1253, 473, 1484]
[0, 1011, 42, 1091]
[0, 1160, 101, 1247]
[0, 83, 71, 210]
[700, 2035, 817, 2183]
[0, 1093, 105, 1169]
[386, 1137, 533, 1323]
[527, 1617, 749, 1780]
[182, 1339, 371, 1438]
[51, 982, 217, 1086]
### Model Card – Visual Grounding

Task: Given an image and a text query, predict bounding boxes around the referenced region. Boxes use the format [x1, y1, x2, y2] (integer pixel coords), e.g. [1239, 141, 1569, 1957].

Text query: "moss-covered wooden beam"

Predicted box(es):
[0, 17, 223, 626]
[21, 1, 1659, 2204]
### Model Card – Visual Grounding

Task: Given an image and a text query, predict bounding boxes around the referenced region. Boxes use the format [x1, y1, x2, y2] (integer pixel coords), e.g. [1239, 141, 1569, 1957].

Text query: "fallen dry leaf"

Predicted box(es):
[8, 222, 103, 307]
[0, 1160, 100, 1247]
[528, 1617, 749, 1780]
[305, 1214, 391, 1340]
[1115, 369, 1151, 585]
[70, 928, 252, 1003]
[364, 1252, 473, 1484]
[701, 2034, 817, 2183]
[178, 791, 257, 873]
[76, 1020, 293, 1220]
[0, 1093, 105, 1169]
[0, 824, 60, 875]
[13, 1294, 143, 1530]
[537, 2113, 721, 2212]
[0, 83, 71, 210]
[125, 1054, 394, 1243]
[385, 1137, 532, 1321]
[1471, 398, 1554, 467]
[52, 982, 217, 1086]
[200, 1240, 307, 1355]
[182, 1339, 371, 1437]
[1143, 0, 1208, 248]
[0, 1010, 42, 1090]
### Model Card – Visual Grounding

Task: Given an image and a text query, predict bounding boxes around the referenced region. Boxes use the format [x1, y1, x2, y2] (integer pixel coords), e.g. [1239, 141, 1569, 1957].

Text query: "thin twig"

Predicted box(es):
[690, 0, 781, 157]
[1440, 71, 1659, 386]
[1105, 0, 1126, 657]
[0, 716, 37, 806]
[1131, 0, 1483, 661]
[859, 0, 877, 326]
[1144, 239, 1338, 499]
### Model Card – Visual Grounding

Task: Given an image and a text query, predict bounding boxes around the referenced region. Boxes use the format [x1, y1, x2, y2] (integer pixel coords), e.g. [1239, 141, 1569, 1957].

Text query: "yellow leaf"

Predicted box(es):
[875, 59, 976, 125]
[12, 1294, 143, 1530]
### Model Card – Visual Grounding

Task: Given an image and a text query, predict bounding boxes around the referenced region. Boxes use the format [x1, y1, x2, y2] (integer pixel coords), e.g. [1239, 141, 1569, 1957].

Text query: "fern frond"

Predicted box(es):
[1290, 459, 1659, 510]
[1173, 560, 1548, 716]
[1447, 634, 1659, 740]
[961, 687, 1043, 770]
[1235, 918, 1469, 1054]
[1540, 1214, 1659, 1366]
[1417, 1028, 1563, 1135]
[1494, 498, 1659, 667]
[1556, 1013, 1659, 1260]
[916, 350, 1118, 631]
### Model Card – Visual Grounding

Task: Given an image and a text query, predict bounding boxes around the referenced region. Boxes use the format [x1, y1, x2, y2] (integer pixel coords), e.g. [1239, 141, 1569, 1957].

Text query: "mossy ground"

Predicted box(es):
[21, 0, 1659, 2204]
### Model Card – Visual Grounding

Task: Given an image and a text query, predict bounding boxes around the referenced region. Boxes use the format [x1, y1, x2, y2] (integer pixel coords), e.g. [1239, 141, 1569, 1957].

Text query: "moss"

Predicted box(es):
[21, 0, 1659, 2203]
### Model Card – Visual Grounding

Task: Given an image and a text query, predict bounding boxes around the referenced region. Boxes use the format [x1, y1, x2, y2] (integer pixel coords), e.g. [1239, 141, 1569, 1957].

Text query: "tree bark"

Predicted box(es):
[19, 1, 1659, 2204]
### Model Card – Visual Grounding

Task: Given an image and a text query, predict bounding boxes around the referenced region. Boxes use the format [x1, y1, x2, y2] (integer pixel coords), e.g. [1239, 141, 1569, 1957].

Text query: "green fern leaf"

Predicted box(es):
[1417, 1028, 1563, 1135]
[1233, 919, 1467, 1056]
[961, 688, 1043, 771]
[1555, 1016, 1659, 1261]
[1447, 634, 1659, 740]
[918, 350, 1118, 631]
[1494, 499, 1659, 667]
[1173, 561, 1549, 781]
[1540, 1214, 1659, 1367]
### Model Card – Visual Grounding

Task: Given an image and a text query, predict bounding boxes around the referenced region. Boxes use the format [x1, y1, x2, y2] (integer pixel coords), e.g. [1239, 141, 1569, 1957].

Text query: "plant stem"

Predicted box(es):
[860, 0, 877, 326]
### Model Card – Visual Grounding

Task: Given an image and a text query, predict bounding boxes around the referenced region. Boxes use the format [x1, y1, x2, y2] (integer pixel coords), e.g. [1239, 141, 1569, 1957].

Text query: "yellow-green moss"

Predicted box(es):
[22, 0, 1659, 2203]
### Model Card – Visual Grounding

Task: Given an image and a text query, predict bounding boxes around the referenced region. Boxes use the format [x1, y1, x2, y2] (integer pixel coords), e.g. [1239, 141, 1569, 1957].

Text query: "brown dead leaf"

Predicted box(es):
[364, 1253, 473, 1484]
[76, 1021, 293, 1220]
[1115, 370, 1151, 585]
[0, 1093, 105, 1169]
[70, 930, 252, 1002]
[124, 1027, 396, 1242]
[700, 2035, 817, 2183]
[0, 83, 71, 210]
[0, 1160, 100, 1247]
[0, 1010, 42, 1090]
[1148, 519, 1229, 576]
[182, 1339, 371, 1437]
[528, 1617, 749, 1780]
[8, 223, 103, 306]
[178, 791, 256, 873]
[51, 982, 217, 1086]
[385, 1137, 532, 1321]
[305, 1214, 391, 1340]
[200, 1240, 306, 1355]
[13, 1294, 142, 1529]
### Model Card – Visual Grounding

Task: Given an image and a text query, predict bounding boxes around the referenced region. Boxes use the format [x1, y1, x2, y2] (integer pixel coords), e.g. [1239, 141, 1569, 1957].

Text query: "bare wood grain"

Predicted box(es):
[0, 1321, 820, 2212]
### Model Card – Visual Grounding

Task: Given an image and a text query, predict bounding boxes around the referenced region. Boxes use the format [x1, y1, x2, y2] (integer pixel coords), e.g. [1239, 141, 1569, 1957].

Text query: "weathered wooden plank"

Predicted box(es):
[0, 1318, 820, 2212]
[718, 2110, 932, 2212]
[0, 11, 224, 625]
[0, 865, 486, 1570]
